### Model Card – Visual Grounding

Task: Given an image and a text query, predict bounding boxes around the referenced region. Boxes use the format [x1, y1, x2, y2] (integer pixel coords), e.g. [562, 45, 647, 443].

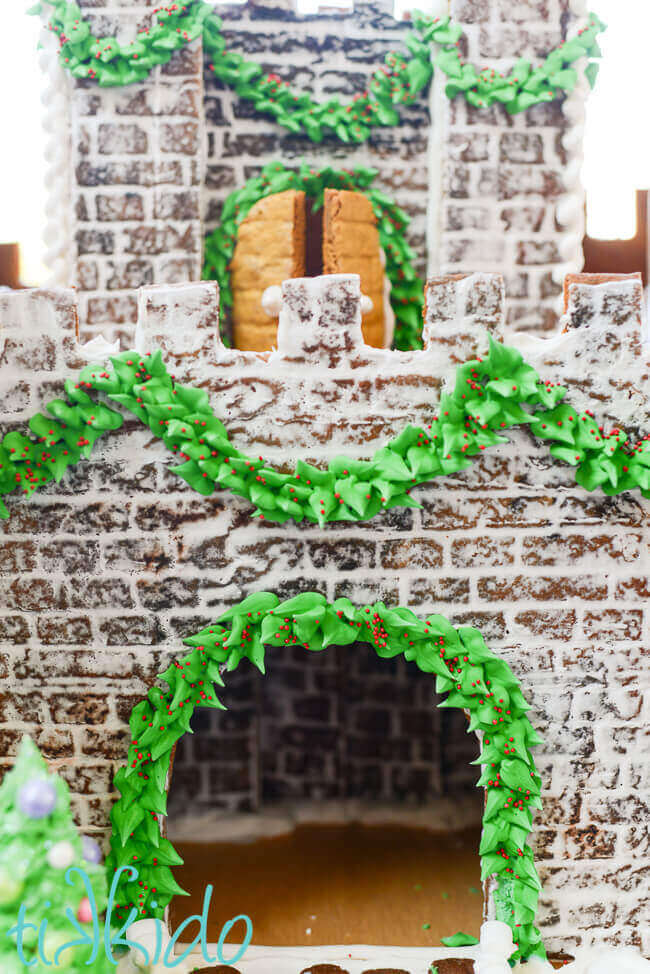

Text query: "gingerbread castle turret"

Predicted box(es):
[40, 0, 590, 344]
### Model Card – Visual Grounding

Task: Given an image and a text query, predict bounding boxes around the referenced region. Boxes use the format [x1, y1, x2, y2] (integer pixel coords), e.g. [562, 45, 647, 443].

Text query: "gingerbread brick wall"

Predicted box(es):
[168, 642, 476, 817]
[60, 0, 585, 341]
[437, 0, 582, 333]
[201, 0, 431, 296]
[70, 1, 205, 344]
[0, 272, 648, 954]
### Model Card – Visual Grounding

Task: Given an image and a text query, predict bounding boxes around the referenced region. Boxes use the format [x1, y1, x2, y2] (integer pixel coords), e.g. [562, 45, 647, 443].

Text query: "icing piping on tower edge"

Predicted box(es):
[553, 0, 591, 299]
[39, 5, 72, 288]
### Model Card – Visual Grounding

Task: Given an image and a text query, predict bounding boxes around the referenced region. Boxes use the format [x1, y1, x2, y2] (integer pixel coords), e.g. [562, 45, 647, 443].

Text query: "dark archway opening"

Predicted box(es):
[166, 641, 483, 947]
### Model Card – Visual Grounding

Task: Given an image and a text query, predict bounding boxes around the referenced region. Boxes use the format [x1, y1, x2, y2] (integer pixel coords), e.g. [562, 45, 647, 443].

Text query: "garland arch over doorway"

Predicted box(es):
[107, 590, 545, 962]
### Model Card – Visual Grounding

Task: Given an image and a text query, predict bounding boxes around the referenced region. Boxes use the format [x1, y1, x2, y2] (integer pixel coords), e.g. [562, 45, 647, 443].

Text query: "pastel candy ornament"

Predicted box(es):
[82, 835, 102, 864]
[18, 778, 57, 819]
[43, 928, 75, 968]
[0, 865, 23, 905]
[77, 897, 94, 924]
[46, 840, 76, 870]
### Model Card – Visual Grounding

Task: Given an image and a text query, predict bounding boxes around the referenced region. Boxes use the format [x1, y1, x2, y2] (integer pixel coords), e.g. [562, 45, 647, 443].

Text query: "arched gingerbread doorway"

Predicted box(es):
[165, 638, 484, 949]
[106, 590, 545, 964]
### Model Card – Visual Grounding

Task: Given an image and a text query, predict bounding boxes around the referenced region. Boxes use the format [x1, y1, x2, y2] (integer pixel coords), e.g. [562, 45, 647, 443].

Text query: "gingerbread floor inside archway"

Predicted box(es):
[169, 822, 483, 947]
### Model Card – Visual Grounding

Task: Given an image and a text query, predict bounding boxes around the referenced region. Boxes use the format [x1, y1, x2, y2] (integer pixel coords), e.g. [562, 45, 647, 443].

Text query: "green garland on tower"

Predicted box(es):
[31, 1, 605, 138]
[107, 589, 546, 962]
[203, 161, 424, 351]
[1, 339, 649, 523]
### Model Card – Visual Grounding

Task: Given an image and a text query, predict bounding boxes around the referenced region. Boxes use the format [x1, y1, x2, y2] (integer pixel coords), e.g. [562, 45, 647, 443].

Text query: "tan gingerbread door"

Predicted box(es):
[230, 190, 306, 351]
[322, 188, 385, 350]
[229, 188, 385, 351]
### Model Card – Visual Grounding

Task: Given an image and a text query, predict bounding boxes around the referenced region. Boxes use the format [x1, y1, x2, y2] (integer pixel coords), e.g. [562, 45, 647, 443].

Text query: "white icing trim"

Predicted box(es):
[169, 941, 650, 974]
[79, 335, 121, 360]
[475, 921, 516, 974]
[425, 0, 449, 278]
[178, 943, 479, 973]
[39, 11, 72, 287]
[514, 946, 650, 974]
[552, 14, 591, 299]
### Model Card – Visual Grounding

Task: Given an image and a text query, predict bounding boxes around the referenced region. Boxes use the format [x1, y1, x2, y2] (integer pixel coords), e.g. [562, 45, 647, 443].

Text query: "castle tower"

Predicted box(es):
[40, 0, 590, 343]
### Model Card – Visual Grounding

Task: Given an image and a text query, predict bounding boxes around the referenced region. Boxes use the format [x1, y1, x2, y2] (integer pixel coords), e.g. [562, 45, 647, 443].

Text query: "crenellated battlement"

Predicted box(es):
[0, 271, 646, 465]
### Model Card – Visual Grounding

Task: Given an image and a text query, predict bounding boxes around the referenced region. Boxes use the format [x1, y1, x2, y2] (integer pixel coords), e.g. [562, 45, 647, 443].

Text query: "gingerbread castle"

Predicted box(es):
[3, 0, 648, 970]
[0, 270, 648, 965]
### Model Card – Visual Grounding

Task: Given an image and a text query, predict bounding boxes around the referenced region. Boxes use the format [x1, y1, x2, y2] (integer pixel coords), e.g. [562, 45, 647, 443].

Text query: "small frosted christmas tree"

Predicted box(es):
[0, 736, 110, 973]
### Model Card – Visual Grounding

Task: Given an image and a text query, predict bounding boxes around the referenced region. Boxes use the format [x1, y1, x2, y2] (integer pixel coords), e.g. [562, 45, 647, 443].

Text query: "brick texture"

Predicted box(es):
[1, 268, 647, 956]
[71, 1, 205, 343]
[440, 0, 577, 333]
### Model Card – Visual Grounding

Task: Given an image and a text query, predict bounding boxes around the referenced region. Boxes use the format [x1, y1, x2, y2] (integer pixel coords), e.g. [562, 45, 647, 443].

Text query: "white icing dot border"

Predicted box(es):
[39, 7, 73, 287]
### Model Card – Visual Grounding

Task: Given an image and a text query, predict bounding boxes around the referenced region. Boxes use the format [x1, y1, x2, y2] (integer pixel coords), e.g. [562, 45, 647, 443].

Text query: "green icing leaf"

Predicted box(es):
[441, 932, 480, 947]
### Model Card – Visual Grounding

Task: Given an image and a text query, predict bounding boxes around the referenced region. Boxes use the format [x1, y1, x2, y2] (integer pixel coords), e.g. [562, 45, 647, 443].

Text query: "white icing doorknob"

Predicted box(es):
[360, 294, 374, 315]
[261, 284, 283, 318]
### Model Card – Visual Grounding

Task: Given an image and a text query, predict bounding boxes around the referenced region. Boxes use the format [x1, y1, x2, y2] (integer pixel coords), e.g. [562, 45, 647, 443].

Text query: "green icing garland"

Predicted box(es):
[202, 161, 424, 351]
[106, 589, 545, 962]
[2, 338, 650, 523]
[32, 1, 605, 135]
